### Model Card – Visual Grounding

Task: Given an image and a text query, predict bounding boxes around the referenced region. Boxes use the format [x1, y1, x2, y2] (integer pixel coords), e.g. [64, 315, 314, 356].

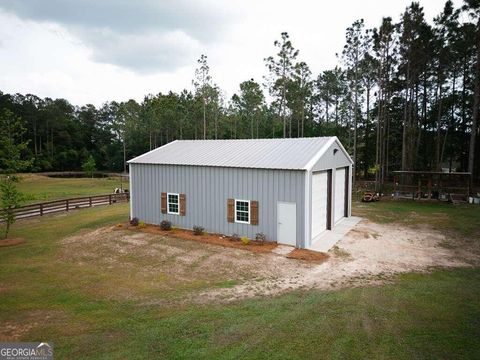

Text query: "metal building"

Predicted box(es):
[128, 137, 353, 249]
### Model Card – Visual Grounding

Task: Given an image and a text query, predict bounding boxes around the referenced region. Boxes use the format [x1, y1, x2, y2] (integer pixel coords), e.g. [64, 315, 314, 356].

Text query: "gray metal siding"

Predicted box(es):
[130, 164, 306, 245]
[312, 140, 352, 171]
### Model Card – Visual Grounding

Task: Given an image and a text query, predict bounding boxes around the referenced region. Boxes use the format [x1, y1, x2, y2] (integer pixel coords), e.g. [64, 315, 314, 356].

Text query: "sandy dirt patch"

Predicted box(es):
[198, 220, 479, 302]
[59, 227, 316, 303]
[59, 220, 479, 304]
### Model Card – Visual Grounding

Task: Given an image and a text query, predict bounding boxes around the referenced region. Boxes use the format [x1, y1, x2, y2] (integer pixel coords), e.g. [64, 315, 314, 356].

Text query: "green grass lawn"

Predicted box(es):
[0, 202, 479, 358]
[17, 173, 128, 204]
[353, 199, 480, 236]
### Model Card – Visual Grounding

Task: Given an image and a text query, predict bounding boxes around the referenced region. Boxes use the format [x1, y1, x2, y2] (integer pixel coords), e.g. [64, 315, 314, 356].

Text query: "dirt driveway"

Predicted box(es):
[61, 220, 479, 303]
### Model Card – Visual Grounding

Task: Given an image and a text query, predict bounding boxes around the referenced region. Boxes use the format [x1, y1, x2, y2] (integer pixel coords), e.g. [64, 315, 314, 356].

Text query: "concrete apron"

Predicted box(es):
[308, 216, 363, 253]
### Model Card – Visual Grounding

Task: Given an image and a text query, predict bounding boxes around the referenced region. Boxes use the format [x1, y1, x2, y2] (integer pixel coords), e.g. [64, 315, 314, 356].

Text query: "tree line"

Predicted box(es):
[0, 0, 479, 187]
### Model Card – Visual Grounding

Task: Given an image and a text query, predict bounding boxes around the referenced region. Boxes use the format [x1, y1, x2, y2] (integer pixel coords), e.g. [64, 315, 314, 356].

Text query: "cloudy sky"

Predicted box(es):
[0, 0, 464, 106]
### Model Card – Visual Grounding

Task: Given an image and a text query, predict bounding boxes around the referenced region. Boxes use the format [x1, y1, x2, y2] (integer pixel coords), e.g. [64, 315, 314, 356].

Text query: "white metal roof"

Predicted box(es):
[128, 137, 351, 170]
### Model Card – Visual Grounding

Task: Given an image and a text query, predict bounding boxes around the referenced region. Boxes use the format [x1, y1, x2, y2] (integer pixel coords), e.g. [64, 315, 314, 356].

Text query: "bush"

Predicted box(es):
[130, 217, 139, 226]
[230, 233, 240, 242]
[138, 221, 146, 228]
[160, 220, 172, 231]
[82, 155, 97, 178]
[193, 225, 204, 235]
[255, 232, 266, 244]
[241, 236, 250, 245]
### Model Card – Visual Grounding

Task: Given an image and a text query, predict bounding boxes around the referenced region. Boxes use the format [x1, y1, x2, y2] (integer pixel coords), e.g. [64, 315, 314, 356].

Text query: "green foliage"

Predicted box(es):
[367, 164, 380, 176]
[82, 155, 96, 178]
[0, 109, 31, 173]
[0, 109, 30, 239]
[231, 79, 265, 138]
[241, 236, 250, 245]
[0, 175, 23, 239]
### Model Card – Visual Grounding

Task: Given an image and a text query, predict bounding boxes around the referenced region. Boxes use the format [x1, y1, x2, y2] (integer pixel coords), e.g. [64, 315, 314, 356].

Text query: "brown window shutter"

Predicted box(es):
[250, 200, 258, 225]
[180, 193, 186, 216]
[161, 192, 167, 214]
[227, 198, 234, 223]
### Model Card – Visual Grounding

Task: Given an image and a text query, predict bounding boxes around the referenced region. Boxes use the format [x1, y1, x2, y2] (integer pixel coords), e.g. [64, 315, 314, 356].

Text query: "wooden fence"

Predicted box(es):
[1, 193, 129, 221]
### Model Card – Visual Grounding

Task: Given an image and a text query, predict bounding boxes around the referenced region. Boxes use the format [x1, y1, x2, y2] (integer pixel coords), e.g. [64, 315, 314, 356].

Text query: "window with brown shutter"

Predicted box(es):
[161, 192, 167, 213]
[250, 200, 258, 225]
[180, 193, 186, 216]
[227, 198, 234, 222]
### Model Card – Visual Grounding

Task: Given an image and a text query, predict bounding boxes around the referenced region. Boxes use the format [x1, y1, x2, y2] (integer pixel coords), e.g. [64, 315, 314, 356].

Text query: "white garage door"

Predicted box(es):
[334, 168, 346, 223]
[311, 171, 328, 239]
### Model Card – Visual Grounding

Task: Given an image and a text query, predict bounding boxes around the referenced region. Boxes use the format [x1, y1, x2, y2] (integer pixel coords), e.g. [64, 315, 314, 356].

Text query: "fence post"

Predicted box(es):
[66, 199, 69, 211]
[109, 194, 112, 205]
[89, 197, 92, 207]
[40, 203, 43, 216]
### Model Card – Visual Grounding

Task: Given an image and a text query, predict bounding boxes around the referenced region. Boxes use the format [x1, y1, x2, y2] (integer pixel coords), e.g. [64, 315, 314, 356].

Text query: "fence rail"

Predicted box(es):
[1, 193, 129, 221]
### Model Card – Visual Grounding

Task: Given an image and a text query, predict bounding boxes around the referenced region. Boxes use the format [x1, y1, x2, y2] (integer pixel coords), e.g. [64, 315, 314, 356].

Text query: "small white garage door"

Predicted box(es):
[334, 168, 346, 223]
[311, 171, 328, 239]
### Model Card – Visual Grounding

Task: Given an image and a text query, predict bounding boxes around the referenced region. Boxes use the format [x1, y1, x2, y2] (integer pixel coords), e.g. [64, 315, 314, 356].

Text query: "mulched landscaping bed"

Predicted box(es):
[286, 249, 329, 263]
[0, 238, 25, 247]
[120, 223, 277, 253]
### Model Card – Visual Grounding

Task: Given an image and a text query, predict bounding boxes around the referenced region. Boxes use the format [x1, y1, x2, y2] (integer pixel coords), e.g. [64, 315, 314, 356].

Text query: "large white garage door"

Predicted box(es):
[311, 171, 328, 239]
[334, 168, 346, 223]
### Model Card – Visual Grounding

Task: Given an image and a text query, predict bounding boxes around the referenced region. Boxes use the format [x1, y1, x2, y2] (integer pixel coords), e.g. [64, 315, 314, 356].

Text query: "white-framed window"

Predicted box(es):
[235, 199, 250, 224]
[167, 193, 179, 214]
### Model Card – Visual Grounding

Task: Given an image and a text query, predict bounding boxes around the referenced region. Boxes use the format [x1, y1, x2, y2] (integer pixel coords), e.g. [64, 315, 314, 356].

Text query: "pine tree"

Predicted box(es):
[265, 32, 299, 138]
[193, 54, 212, 139]
[464, 0, 480, 184]
[342, 19, 369, 185]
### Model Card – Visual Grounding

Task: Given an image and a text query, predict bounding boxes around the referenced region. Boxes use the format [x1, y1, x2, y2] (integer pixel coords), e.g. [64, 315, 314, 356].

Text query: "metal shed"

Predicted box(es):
[128, 137, 353, 249]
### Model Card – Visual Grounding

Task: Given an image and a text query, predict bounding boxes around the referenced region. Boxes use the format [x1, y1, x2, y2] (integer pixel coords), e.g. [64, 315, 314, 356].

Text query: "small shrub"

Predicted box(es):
[138, 221, 146, 228]
[193, 225, 204, 235]
[130, 217, 139, 226]
[241, 236, 250, 245]
[230, 233, 240, 242]
[255, 232, 266, 244]
[160, 220, 172, 231]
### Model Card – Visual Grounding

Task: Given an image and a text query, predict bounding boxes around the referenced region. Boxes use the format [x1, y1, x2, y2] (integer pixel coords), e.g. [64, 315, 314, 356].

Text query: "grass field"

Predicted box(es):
[353, 199, 480, 236]
[0, 201, 479, 358]
[17, 173, 128, 204]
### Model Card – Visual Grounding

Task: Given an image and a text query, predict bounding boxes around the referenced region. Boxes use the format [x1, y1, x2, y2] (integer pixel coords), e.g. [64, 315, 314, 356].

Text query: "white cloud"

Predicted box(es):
[0, 0, 464, 106]
[83, 28, 202, 72]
